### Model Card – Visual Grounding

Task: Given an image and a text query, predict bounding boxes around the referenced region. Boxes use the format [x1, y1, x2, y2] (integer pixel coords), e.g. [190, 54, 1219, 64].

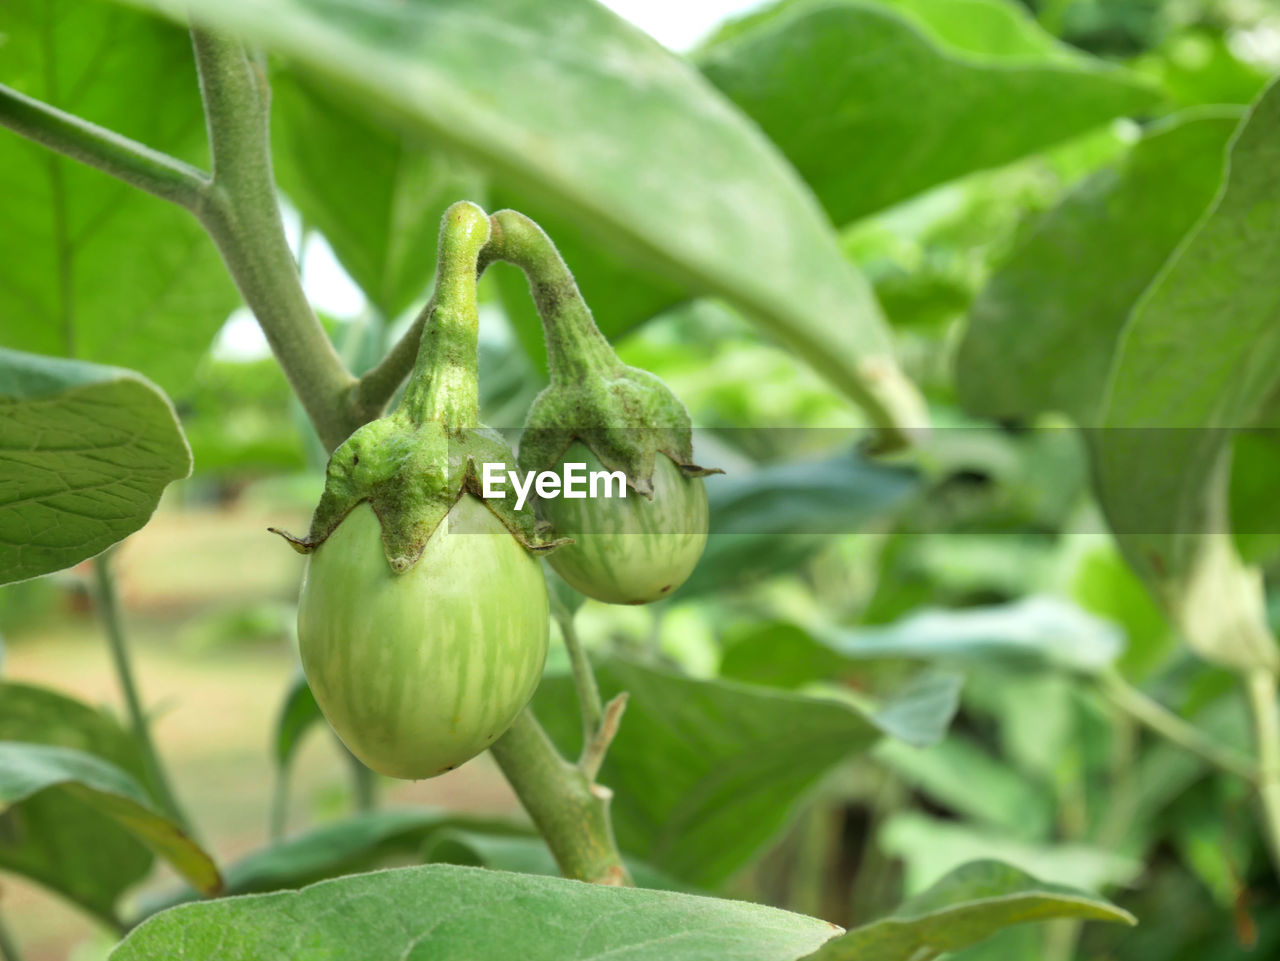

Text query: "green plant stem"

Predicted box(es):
[398, 202, 489, 428]
[342, 742, 378, 813]
[92, 551, 191, 832]
[1099, 671, 1257, 782]
[558, 613, 603, 739]
[1245, 668, 1280, 875]
[553, 611, 626, 781]
[0, 83, 211, 211]
[188, 29, 356, 452]
[351, 301, 429, 420]
[0, 38, 358, 451]
[353, 204, 614, 412]
[0, 907, 22, 961]
[481, 209, 621, 384]
[489, 710, 632, 886]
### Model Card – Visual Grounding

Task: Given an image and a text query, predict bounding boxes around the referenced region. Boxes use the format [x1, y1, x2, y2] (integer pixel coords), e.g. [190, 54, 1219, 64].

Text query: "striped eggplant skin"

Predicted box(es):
[543, 442, 708, 605]
[297, 497, 549, 780]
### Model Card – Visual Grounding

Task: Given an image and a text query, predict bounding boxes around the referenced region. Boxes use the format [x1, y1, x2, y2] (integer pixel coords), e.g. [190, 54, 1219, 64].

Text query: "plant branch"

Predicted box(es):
[0, 83, 211, 211]
[189, 28, 357, 452]
[350, 301, 430, 421]
[580, 693, 628, 783]
[1099, 670, 1257, 782]
[558, 613, 603, 739]
[92, 550, 192, 832]
[488, 710, 632, 885]
[1245, 668, 1280, 875]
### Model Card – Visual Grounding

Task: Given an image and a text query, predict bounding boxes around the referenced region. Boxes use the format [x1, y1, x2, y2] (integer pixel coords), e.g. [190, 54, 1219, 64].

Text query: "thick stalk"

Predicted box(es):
[189, 29, 356, 452]
[398, 202, 489, 428]
[1245, 669, 1280, 875]
[488, 710, 631, 885]
[92, 552, 191, 831]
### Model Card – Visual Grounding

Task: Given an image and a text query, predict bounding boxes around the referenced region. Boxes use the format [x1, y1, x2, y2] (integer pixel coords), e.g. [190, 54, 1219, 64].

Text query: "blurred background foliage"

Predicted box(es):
[5, 0, 1280, 958]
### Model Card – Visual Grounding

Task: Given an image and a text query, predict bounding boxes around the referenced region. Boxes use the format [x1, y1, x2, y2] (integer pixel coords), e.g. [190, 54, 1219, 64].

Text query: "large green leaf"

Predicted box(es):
[0, 741, 221, 896]
[957, 110, 1241, 421]
[0, 348, 190, 585]
[271, 70, 485, 320]
[870, 0, 1082, 62]
[423, 827, 702, 894]
[0, 683, 153, 925]
[801, 859, 1134, 960]
[678, 450, 920, 598]
[140, 807, 530, 916]
[533, 655, 957, 887]
[1092, 78, 1280, 671]
[124, 0, 922, 433]
[700, 1, 1157, 227]
[0, 0, 238, 393]
[112, 863, 841, 961]
[719, 598, 1123, 689]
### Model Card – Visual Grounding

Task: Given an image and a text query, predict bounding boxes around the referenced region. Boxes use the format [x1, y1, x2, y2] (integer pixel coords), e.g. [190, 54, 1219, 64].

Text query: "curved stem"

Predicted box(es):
[488, 710, 631, 885]
[189, 28, 357, 452]
[92, 551, 192, 832]
[350, 306, 428, 421]
[1099, 671, 1257, 782]
[0, 82, 211, 211]
[481, 209, 621, 385]
[398, 202, 489, 428]
[1245, 669, 1280, 876]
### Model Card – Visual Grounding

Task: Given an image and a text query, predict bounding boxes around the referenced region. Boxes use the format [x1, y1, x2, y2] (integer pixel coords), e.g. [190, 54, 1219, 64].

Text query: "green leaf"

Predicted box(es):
[0, 682, 153, 925]
[423, 828, 702, 894]
[123, 0, 922, 433]
[0, 0, 238, 393]
[0, 348, 191, 585]
[678, 451, 920, 598]
[880, 813, 1142, 897]
[700, 1, 1157, 227]
[1092, 79, 1280, 671]
[874, 735, 1055, 839]
[870, 0, 1084, 62]
[139, 807, 530, 916]
[272, 671, 322, 771]
[271, 70, 485, 319]
[801, 859, 1134, 961]
[830, 597, 1123, 672]
[112, 863, 841, 961]
[865, 670, 965, 749]
[957, 109, 1241, 421]
[533, 655, 957, 887]
[0, 741, 221, 896]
